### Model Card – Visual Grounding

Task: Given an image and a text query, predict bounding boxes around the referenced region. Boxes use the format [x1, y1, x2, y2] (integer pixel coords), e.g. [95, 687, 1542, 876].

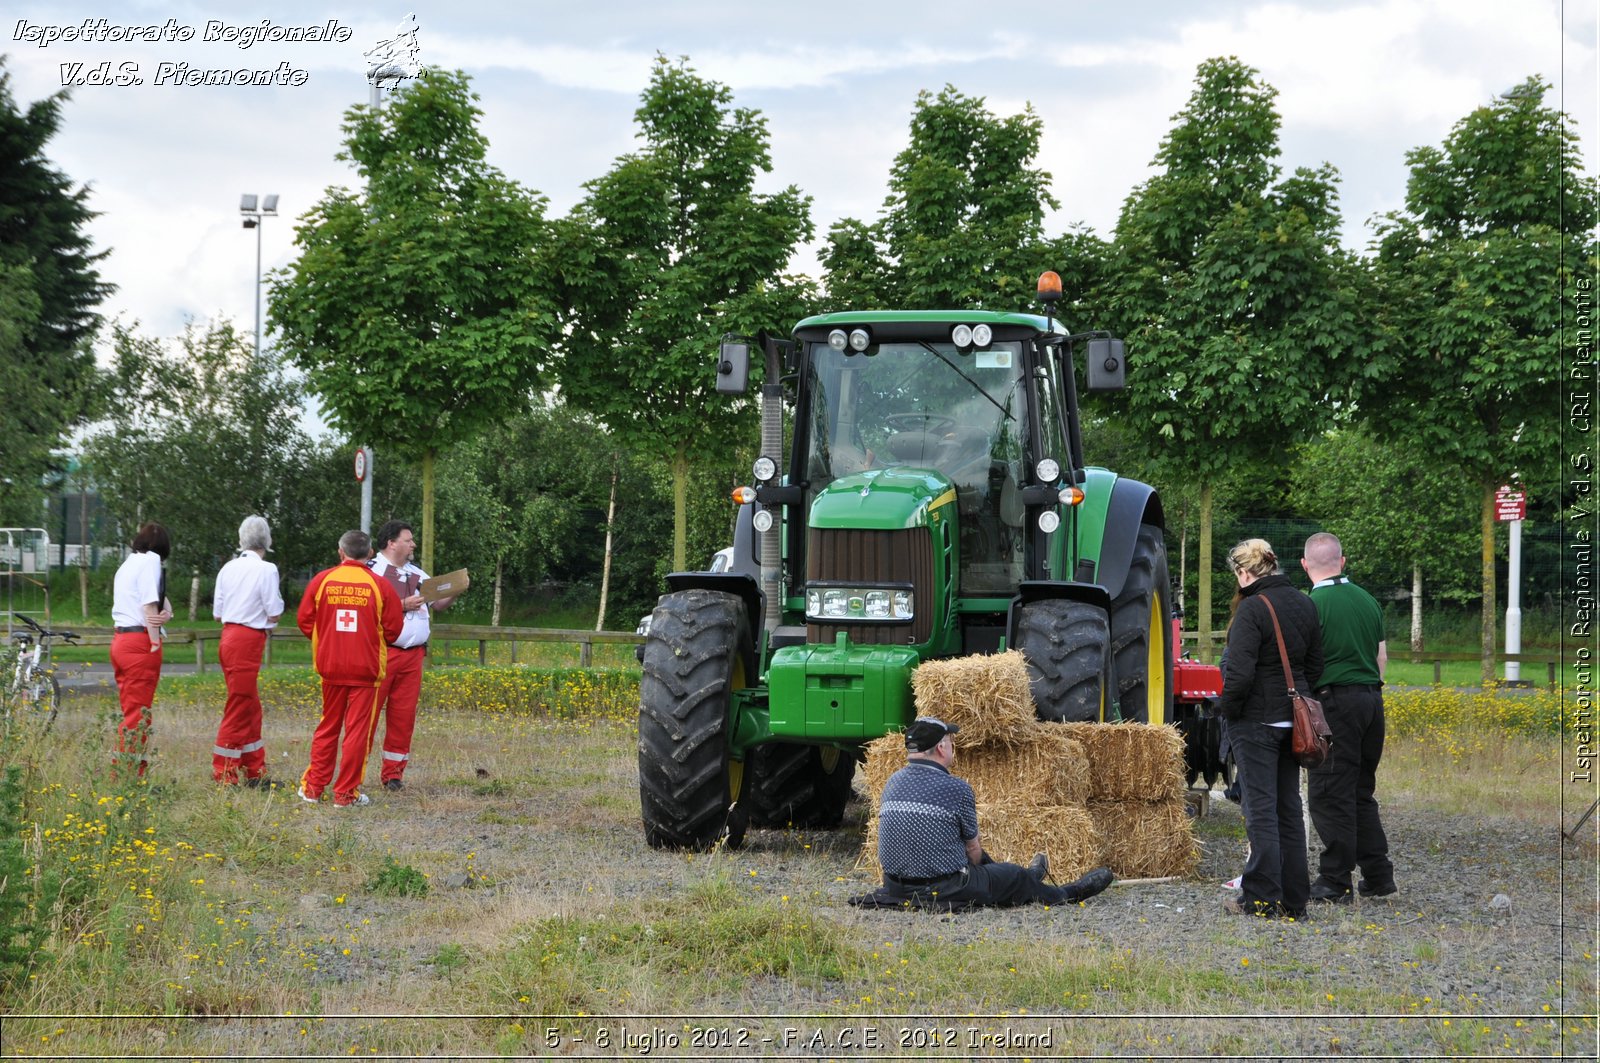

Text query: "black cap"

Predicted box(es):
[904, 716, 959, 753]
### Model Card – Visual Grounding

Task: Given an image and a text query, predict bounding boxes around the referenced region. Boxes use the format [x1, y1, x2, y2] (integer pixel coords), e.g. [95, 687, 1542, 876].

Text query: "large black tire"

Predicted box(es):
[1110, 524, 1174, 725]
[637, 589, 751, 850]
[1015, 599, 1110, 722]
[745, 743, 857, 829]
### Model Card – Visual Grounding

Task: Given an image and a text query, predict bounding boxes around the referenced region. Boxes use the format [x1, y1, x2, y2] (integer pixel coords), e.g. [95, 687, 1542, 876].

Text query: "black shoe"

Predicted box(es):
[1309, 882, 1352, 904]
[383, 778, 404, 792]
[1279, 904, 1309, 921]
[244, 776, 281, 791]
[1358, 878, 1396, 897]
[1056, 867, 1114, 904]
[1223, 893, 1278, 917]
[1027, 852, 1049, 881]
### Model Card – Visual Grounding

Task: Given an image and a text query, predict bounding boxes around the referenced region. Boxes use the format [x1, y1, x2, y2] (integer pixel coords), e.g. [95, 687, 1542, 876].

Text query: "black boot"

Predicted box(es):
[1051, 867, 1114, 904]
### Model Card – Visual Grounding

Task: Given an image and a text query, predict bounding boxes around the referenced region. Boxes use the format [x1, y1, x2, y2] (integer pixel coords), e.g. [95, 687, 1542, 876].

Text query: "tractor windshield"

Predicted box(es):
[804, 340, 1028, 595]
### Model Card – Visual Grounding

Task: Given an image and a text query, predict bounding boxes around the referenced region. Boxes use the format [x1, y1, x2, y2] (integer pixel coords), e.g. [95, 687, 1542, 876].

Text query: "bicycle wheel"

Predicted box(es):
[13, 670, 59, 729]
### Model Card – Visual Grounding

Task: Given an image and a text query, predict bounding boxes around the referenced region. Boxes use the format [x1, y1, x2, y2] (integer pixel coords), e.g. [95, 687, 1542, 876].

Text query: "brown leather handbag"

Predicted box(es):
[1258, 595, 1333, 768]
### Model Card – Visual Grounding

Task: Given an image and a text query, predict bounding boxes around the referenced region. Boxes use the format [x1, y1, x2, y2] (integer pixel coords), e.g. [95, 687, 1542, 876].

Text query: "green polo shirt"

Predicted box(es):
[1309, 577, 1385, 687]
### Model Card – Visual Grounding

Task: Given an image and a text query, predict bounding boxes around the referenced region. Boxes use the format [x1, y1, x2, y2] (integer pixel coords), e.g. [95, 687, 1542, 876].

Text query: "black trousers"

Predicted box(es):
[1308, 684, 1393, 890]
[1232, 719, 1310, 913]
[886, 860, 1055, 910]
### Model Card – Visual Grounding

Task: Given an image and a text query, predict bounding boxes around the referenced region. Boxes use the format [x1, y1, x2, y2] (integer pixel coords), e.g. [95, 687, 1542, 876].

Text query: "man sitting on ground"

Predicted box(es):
[857, 716, 1114, 910]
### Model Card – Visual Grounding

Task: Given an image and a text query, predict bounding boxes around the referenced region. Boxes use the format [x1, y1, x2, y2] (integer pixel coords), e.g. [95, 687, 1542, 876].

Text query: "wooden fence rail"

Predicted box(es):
[27, 624, 645, 673]
[29, 625, 1564, 688]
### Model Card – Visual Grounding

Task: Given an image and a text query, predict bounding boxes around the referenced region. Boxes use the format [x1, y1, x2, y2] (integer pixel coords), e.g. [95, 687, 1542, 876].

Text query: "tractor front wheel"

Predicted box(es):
[637, 589, 751, 850]
[1110, 524, 1174, 725]
[746, 743, 857, 830]
[1015, 598, 1110, 722]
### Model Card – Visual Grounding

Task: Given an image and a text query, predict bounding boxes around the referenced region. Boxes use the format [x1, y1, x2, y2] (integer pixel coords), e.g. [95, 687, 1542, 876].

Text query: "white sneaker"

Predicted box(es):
[333, 793, 370, 808]
[298, 785, 320, 804]
[1222, 874, 1243, 890]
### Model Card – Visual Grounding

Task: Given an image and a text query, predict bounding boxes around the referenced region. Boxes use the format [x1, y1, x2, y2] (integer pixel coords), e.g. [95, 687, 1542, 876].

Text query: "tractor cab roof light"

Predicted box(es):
[848, 327, 871, 352]
[828, 329, 849, 350]
[1037, 270, 1063, 304]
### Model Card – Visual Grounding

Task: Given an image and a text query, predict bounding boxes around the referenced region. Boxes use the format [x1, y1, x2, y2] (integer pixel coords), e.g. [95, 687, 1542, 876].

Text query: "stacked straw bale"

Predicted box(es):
[858, 650, 1198, 882]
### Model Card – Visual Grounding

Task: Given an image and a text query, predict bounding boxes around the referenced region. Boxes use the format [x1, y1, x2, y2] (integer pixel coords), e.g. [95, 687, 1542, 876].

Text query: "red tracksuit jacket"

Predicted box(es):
[297, 559, 403, 685]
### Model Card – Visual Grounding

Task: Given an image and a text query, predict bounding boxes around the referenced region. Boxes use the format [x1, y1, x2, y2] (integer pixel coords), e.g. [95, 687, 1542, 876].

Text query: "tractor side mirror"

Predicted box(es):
[716, 339, 750, 394]
[1085, 337, 1126, 392]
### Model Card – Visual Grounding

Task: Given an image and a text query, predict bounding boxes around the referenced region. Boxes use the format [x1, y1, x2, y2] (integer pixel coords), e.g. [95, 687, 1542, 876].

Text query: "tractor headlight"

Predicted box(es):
[828, 329, 849, 350]
[752, 508, 774, 532]
[1035, 457, 1061, 483]
[805, 583, 915, 623]
[1038, 510, 1061, 534]
[951, 324, 973, 348]
[849, 328, 872, 352]
[971, 323, 993, 347]
[752, 455, 777, 482]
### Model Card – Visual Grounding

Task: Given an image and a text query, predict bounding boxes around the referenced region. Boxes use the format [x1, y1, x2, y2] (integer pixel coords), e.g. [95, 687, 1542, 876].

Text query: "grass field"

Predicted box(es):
[0, 673, 1592, 1059]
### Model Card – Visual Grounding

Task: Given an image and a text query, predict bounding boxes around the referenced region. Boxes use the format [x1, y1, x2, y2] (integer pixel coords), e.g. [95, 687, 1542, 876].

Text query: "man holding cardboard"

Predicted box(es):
[367, 519, 462, 791]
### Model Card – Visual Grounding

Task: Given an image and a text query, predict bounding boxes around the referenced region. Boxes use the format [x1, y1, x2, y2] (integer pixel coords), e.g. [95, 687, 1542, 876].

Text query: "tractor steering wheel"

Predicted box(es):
[883, 412, 958, 435]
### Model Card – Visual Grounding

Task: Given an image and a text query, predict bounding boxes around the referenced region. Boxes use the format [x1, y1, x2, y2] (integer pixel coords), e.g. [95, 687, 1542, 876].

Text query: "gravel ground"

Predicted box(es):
[30, 698, 1600, 1060]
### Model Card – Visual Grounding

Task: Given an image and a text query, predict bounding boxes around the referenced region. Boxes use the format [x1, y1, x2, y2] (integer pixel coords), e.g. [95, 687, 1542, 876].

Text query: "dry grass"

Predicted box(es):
[0, 679, 1588, 1060]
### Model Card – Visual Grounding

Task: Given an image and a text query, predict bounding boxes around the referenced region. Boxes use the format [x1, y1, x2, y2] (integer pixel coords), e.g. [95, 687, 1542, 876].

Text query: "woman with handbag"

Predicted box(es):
[1215, 538, 1324, 919]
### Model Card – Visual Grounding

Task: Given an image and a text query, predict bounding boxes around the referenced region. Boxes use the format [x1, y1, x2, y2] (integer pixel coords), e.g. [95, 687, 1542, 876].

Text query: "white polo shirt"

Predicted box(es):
[213, 550, 284, 629]
[112, 551, 164, 628]
[369, 554, 432, 649]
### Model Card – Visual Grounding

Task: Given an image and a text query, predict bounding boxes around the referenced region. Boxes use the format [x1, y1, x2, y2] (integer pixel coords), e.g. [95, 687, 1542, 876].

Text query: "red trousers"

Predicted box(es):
[301, 682, 379, 803]
[111, 631, 162, 776]
[214, 624, 268, 783]
[374, 645, 425, 783]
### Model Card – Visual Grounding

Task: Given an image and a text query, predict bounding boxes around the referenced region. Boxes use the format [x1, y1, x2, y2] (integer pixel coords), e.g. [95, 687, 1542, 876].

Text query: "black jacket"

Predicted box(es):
[1217, 574, 1324, 724]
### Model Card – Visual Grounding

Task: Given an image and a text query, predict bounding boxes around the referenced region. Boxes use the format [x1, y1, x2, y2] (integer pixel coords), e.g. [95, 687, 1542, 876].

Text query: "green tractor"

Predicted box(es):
[637, 274, 1178, 849]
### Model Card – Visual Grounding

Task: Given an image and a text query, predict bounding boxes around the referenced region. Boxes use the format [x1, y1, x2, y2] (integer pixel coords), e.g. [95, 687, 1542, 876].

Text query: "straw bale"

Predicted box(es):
[855, 802, 1103, 882]
[859, 735, 908, 804]
[859, 729, 1089, 807]
[1086, 797, 1200, 879]
[957, 732, 1090, 807]
[909, 651, 1034, 746]
[975, 799, 1104, 880]
[1055, 722, 1186, 801]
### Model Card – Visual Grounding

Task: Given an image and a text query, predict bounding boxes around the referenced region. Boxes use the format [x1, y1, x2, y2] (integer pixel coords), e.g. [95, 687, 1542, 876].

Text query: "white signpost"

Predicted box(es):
[1495, 485, 1527, 682]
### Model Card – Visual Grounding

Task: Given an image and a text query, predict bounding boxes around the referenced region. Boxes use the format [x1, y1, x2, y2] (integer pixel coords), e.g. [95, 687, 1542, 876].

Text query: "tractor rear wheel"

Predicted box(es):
[637, 589, 751, 850]
[1111, 524, 1174, 725]
[746, 743, 857, 829]
[1016, 599, 1110, 722]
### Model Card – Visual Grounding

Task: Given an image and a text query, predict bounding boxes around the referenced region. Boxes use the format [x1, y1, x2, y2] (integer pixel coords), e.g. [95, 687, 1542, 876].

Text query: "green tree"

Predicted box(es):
[821, 85, 1079, 311]
[1106, 57, 1375, 652]
[0, 61, 111, 521]
[548, 56, 812, 569]
[268, 68, 555, 574]
[1372, 76, 1598, 680]
[1289, 426, 1479, 649]
[80, 320, 310, 580]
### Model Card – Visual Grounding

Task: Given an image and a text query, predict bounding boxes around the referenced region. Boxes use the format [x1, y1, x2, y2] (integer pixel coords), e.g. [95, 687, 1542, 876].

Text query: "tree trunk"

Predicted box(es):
[188, 572, 199, 621]
[421, 448, 436, 576]
[597, 462, 619, 631]
[1480, 482, 1495, 685]
[671, 445, 689, 572]
[1410, 562, 1423, 652]
[79, 483, 90, 619]
[1198, 481, 1214, 663]
[491, 556, 503, 627]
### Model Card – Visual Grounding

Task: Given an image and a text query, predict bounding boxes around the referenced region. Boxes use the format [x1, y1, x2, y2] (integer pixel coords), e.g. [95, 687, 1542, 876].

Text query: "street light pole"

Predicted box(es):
[239, 193, 279, 360]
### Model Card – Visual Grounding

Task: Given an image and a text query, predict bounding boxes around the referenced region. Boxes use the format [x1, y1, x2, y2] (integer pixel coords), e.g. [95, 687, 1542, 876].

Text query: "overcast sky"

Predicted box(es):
[6, 0, 1597, 350]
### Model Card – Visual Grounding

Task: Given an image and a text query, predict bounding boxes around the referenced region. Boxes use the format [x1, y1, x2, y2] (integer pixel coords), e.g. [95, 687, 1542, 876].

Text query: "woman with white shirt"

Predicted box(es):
[110, 521, 173, 777]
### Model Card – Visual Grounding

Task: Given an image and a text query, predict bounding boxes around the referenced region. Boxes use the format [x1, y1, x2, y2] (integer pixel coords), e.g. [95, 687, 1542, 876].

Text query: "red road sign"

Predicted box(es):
[1495, 486, 1526, 522]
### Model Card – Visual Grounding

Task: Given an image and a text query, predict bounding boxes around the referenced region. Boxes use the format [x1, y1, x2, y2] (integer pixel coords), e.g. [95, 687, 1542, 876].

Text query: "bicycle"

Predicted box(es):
[6, 612, 79, 729]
